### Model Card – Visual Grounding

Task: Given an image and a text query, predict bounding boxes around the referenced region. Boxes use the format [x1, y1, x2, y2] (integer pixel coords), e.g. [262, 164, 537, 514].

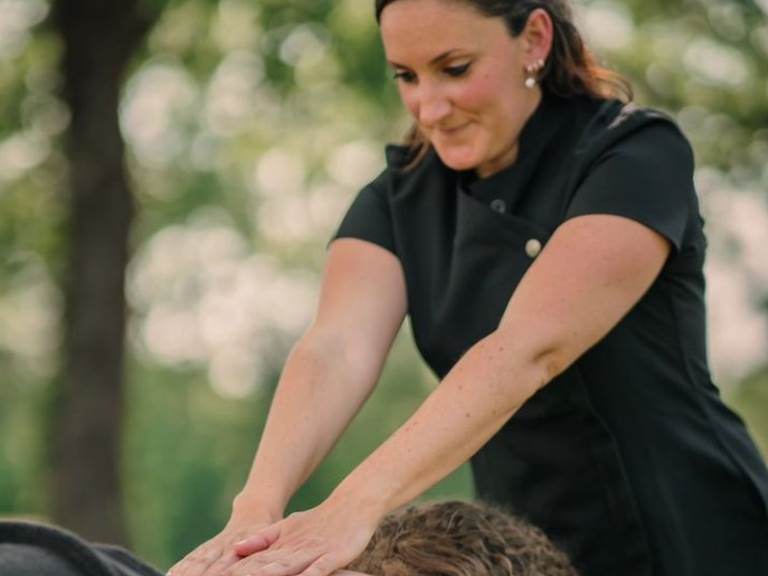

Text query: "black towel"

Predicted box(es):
[0, 521, 163, 576]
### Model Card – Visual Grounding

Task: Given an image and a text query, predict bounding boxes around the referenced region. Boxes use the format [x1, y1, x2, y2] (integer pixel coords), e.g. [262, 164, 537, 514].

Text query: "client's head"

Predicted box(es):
[346, 500, 578, 576]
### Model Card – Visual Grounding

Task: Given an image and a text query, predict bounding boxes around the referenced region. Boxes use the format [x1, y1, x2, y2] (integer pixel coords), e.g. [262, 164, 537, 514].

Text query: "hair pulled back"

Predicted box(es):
[375, 0, 633, 165]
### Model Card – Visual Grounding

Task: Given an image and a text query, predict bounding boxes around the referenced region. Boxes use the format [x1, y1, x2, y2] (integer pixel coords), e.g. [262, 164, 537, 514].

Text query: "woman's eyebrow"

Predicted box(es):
[388, 49, 465, 69]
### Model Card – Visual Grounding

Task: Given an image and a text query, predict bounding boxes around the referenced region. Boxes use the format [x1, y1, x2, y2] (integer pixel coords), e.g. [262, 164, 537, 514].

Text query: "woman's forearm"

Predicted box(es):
[234, 329, 383, 518]
[329, 330, 554, 519]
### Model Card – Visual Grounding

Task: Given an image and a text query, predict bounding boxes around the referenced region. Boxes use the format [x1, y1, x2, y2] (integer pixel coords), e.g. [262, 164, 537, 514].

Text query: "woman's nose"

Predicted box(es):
[415, 86, 452, 127]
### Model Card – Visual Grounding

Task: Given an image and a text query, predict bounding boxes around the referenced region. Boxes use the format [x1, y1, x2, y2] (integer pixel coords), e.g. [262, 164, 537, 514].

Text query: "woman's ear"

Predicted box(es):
[521, 8, 554, 62]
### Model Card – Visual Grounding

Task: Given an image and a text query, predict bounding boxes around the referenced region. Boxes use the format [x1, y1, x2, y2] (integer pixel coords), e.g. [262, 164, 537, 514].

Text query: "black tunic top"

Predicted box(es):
[331, 88, 768, 576]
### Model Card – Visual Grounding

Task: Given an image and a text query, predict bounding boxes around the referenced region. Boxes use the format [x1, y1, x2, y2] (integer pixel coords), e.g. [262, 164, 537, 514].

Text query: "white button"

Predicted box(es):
[490, 199, 506, 213]
[525, 238, 542, 258]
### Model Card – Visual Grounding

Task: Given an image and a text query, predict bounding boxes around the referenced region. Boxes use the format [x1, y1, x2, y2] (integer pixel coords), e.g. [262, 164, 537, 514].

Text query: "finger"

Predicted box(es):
[233, 525, 281, 557]
[228, 552, 313, 576]
[297, 557, 338, 576]
[238, 560, 293, 576]
[198, 550, 240, 576]
[170, 547, 223, 576]
[172, 553, 219, 576]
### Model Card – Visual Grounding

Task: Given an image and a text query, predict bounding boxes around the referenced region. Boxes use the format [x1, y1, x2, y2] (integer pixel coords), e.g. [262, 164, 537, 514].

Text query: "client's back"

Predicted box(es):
[346, 500, 578, 576]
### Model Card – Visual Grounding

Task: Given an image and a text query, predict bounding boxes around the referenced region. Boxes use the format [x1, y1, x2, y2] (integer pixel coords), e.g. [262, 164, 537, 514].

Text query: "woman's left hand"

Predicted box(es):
[224, 495, 380, 576]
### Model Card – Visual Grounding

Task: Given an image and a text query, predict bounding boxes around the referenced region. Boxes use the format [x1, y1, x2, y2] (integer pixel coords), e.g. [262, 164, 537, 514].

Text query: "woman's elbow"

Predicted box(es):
[487, 330, 569, 394]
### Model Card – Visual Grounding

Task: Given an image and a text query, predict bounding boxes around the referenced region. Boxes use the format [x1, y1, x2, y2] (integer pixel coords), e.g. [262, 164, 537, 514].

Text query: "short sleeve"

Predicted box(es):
[565, 121, 695, 253]
[328, 169, 397, 255]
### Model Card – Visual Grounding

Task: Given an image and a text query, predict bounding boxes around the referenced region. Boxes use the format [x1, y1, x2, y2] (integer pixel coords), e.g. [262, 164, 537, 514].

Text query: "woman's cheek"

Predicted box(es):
[454, 74, 497, 112]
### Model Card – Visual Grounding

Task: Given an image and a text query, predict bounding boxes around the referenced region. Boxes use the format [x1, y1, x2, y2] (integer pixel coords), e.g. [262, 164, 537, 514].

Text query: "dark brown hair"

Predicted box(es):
[346, 500, 579, 575]
[375, 0, 633, 167]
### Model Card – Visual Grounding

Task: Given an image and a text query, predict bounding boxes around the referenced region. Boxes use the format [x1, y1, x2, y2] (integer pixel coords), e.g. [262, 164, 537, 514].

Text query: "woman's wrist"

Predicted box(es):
[327, 469, 393, 528]
[230, 491, 284, 524]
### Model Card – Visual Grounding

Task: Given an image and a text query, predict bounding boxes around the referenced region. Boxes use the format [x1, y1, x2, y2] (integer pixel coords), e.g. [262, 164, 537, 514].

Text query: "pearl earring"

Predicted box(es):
[524, 58, 546, 89]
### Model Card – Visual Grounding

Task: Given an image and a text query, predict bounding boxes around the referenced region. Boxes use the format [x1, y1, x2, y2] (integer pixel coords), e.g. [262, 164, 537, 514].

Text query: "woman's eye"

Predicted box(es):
[393, 70, 417, 84]
[445, 63, 471, 77]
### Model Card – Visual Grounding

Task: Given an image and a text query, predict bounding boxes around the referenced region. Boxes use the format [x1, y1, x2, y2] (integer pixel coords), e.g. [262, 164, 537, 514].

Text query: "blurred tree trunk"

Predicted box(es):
[50, 0, 156, 544]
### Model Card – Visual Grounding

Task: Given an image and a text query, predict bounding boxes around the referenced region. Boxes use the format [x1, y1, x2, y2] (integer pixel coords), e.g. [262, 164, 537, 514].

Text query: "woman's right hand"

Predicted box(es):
[167, 506, 280, 576]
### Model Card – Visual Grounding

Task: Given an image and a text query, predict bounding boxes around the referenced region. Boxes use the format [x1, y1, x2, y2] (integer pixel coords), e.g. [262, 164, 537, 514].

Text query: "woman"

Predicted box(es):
[169, 1, 768, 575]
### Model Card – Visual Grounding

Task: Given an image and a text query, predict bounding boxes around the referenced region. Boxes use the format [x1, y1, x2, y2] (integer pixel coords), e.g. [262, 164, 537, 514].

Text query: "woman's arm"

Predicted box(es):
[168, 239, 407, 576]
[234, 238, 408, 516]
[230, 214, 670, 576]
[335, 214, 671, 513]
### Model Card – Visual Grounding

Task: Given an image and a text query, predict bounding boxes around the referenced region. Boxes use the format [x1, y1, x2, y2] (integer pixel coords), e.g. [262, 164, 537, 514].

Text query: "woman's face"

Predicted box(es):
[380, 0, 542, 177]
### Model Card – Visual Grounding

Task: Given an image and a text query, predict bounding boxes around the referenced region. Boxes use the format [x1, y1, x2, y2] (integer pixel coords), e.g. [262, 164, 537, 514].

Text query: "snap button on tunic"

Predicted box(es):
[525, 238, 542, 258]
[490, 198, 506, 213]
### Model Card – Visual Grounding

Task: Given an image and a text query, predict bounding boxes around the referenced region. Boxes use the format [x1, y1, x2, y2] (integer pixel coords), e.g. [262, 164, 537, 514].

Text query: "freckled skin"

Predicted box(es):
[379, 0, 544, 177]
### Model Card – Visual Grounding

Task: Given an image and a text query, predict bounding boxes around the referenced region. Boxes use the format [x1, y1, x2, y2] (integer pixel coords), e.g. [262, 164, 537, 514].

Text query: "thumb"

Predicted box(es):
[234, 524, 281, 557]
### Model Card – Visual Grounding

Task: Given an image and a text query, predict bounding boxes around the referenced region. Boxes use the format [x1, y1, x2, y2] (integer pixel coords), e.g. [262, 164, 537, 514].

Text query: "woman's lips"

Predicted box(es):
[436, 122, 470, 136]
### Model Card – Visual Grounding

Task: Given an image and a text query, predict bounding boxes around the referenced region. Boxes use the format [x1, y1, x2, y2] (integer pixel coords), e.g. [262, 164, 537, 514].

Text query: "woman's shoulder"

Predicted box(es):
[584, 97, 691, 152]
[574, 97, 695, 174]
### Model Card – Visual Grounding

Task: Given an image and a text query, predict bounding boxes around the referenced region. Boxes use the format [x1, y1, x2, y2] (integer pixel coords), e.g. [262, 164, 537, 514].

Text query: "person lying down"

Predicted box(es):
[0, 500, 578, 576]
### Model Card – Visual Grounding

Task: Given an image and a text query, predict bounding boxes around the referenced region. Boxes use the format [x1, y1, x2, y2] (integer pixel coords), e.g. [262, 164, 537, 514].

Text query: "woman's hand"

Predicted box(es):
[223, 494, 381, 576]
[167, 506, 279, 576]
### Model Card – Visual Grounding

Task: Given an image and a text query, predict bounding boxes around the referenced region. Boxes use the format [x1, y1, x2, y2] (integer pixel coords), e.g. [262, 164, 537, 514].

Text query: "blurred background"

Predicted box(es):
[0, 0, 766, 569]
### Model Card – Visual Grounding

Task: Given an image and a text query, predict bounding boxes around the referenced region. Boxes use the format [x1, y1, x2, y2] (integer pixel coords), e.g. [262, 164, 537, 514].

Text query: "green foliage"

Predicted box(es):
[122, 359, 273, 566]
[0, 370, 50, 516]
[729, 366, 768, 459]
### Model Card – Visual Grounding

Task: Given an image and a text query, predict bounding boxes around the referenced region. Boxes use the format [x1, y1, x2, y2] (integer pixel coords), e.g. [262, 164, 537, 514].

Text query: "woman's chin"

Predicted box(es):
[433, 146, 480, 172]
